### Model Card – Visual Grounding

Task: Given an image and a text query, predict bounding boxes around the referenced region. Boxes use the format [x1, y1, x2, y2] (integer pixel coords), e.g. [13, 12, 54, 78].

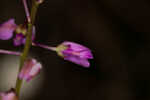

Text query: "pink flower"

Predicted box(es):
[0, 89, 18, 100]
[13, 33, 26, 46]
[13, 25, 35, 46]
[19, 58, 42, 82]
[33, 41, 93, 67]
[0, 19, 35, 46]
[0, 19, 17, 40]
[55, 41, 93, 67]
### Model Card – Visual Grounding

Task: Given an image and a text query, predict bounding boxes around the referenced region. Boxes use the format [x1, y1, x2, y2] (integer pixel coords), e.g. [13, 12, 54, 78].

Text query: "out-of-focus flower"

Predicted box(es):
[14, 25, 35, 46]
[0, 89, 18, 100]
[36, 0, 44, 4]
[13, 25, 26, 46]
[0, 19, 35, 46]
[0, 19, 17, 40]
[13, 33, 26, 46]
[33, 41, 93, 67]
[19, 58, 42, 82]
[55, 41, 93, 67]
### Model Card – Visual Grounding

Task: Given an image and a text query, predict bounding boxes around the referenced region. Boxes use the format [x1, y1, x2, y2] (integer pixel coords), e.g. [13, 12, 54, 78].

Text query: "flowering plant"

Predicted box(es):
[0, 0, 93, 99]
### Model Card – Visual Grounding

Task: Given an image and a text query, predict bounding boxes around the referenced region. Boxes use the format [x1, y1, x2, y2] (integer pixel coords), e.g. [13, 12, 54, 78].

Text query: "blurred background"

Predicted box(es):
[0, 0, 150, 100]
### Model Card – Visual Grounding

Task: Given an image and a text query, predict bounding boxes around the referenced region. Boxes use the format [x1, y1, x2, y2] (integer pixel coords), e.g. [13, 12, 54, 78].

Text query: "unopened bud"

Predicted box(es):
[0, 89, 18, 100]
[19, 58, 42, 82]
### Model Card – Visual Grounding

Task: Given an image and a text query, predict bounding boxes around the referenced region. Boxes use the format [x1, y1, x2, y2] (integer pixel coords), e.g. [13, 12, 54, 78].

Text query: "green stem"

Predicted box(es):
[15, 0, 39, 96]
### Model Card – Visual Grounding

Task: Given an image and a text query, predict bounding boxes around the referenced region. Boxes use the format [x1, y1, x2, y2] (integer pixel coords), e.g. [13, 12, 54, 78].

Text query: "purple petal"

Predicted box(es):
[19, 26, 36, 45]
[63, 48, 93, 59]
[22, 38, 26, 44]
[78, 50, 93, 59]
[0, 19, 17, 40]
[13, 34, 25, 46]
[62, 41, 90, 51]
[64, 54, 90, 67]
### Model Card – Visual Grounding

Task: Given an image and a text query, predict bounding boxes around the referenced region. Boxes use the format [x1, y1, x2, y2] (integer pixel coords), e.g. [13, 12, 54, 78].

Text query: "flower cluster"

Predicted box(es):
[0, 0, 93, 99]
[0, 19, 35, 46]
[0, 19, 93, 99]
[0, 18, 93, 67]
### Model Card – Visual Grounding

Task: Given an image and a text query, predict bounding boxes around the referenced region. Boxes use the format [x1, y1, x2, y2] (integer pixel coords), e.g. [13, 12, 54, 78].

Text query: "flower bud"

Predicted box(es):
[13, 26, 35, 46]
[55, 41, 93, 67]
[19, 58, 42, 82]
[0, 89, 18, 100]
[32, 41, 93, 67]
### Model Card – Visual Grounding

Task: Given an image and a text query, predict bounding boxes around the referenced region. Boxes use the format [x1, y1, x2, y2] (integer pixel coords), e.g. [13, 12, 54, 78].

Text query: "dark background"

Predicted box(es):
[0, 0, 150, 100]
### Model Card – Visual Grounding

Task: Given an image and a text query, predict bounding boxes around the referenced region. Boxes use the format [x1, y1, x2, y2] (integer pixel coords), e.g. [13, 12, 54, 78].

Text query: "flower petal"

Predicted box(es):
[78, 50, 93, 59]
[64, 54, 90, 67]
[62, 41, 90, 51]
[13, 34, 25, 46]
[19, 58, 42, 82]
[62, 48, 93, 59]
[0, 89, 18, 100]
[0, 19, 17, 40]
[27, 62, 42, 82]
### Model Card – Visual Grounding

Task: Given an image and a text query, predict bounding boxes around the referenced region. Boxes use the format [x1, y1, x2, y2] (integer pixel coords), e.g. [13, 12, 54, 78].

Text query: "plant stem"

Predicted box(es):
[32, 42, 56, 51]
[22, 0, 31, 22]
[0, 49, 21, 56]
[15, 0, 39, 96]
